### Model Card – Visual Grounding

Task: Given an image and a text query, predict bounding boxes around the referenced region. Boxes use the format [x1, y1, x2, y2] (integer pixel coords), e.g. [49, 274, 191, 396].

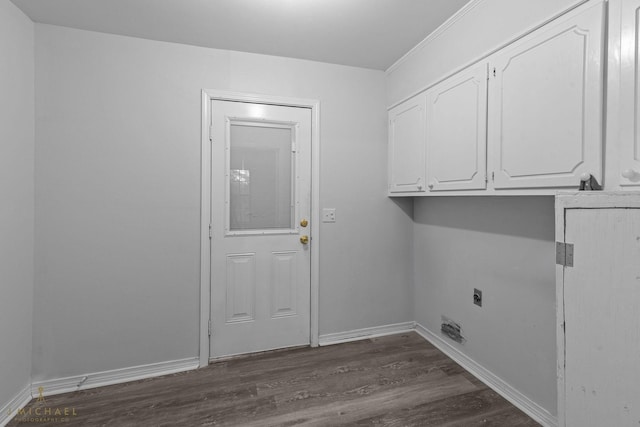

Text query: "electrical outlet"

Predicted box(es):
[473, 288, 482, 307]
[322, 208, 336, 223]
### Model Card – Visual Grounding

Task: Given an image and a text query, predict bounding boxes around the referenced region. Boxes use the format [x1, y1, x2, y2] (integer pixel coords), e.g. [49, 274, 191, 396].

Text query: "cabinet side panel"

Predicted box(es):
[563, 208, 640, 425]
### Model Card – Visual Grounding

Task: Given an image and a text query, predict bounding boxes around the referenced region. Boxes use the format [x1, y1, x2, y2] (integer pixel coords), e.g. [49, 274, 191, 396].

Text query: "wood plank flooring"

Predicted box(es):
[8, 333, 540, 426]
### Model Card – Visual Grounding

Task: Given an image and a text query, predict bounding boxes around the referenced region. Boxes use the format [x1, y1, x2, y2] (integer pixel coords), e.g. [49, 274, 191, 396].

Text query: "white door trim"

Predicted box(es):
[200, 89, 320, 367]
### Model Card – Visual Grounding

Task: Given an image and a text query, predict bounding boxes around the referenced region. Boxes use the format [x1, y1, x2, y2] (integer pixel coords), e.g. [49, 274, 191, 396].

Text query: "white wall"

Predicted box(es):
[413, 197, 557, 414]
[385, 0, 580, 417]
[32, 24, 414, 381]
[0, 0, 34, 411]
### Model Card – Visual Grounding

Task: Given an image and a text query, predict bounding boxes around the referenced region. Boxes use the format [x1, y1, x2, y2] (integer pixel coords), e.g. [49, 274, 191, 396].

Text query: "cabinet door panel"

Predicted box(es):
[620, 0, 640, 187]
[388, 94, 426, 193]
[488, 1, 605, 189]
[426, 64, 488, 191]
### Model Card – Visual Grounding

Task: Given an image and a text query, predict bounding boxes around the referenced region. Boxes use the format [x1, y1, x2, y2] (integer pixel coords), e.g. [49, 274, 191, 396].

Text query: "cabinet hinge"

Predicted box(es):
[492, 67, 497, 77]
[208, 320, 212, 337]
[209, 224, 212, 239]
[209, 125, 214, 142]
[556, 242, 574, 267]
[491, 171, 495, 182]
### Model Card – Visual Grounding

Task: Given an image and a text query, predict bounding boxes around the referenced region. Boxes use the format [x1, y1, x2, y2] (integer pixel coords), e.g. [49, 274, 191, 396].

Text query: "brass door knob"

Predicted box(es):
[300, 219, 308, 228]
[300, 235, 309, 245]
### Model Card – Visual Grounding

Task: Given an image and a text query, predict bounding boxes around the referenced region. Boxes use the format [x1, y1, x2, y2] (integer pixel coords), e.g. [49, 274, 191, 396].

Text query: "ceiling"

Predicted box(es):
[10, 0, 470, 70]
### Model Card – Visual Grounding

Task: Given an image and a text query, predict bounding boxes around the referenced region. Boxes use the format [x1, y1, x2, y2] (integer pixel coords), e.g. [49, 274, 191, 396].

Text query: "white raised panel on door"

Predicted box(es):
[270, 251, 298, 318]
[388, 93, 426, 193]
[225, 253, 256, 323]
[426, 63, 488, 191]
[488, 1, 605, 189]
[620, 0, 640, 187]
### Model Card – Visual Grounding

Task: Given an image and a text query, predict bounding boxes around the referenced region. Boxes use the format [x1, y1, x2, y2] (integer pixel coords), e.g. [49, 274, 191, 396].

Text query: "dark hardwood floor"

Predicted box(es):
[8, 333, 540, 426]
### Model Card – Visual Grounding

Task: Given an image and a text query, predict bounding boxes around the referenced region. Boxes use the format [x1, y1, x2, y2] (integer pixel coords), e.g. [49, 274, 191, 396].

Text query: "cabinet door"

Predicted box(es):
[388, 94, 426, 193]
[488, 1, 605, 189]
[426, 63, 488, 192]
[620, 0, 640, 187]
[561, 205, 640, 427]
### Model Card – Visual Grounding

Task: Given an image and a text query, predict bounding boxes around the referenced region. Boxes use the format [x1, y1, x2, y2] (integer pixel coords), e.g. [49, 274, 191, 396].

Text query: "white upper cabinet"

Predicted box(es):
[619, 0, 640, 187]
[386, 0, 607, 196]
[425, 63, 488, 192]
[388, 93, 426, 193]
[487, 1, 605, 189]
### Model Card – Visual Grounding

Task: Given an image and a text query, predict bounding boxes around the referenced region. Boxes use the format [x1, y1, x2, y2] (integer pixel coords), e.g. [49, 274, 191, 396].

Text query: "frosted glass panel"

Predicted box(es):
[229, 124, 293, 231]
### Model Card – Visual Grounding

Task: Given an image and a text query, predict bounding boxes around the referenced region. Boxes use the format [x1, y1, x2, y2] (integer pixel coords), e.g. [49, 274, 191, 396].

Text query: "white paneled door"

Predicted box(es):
[488, 0, 605, 189]
[425, 63, 488, 191]
[620, 0, 640, 187]
[210, 100, 311, 359]
[388, 93, 427, 193]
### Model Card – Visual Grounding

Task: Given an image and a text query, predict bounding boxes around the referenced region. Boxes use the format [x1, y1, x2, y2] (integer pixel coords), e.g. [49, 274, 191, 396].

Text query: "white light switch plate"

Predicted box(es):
[322, 208, 336, 223]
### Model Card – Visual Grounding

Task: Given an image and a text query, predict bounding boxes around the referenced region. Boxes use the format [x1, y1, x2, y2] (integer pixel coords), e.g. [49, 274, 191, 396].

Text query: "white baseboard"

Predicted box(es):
[31, 357, 199, 398]
[318, 321, 416, 346]
[414, 323, 558, 427]
[0, 385, 32, 427]
[5, 328, 556, 427]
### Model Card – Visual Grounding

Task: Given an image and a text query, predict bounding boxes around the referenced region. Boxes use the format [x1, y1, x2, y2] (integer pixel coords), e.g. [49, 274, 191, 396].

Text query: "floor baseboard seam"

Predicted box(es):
[30, 357, 199, 398]
[318, 321, 416, 346]
[0, 385, 32, 427]
[413, 322, 558, 427]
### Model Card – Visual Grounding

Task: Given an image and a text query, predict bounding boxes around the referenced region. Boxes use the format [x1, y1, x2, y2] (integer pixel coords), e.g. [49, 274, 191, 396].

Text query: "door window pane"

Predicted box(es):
[229, 123, 294, 231]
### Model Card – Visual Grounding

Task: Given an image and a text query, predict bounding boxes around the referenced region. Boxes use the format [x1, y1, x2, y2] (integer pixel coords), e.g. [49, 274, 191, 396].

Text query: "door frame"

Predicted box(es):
[199, 89, 321, 367]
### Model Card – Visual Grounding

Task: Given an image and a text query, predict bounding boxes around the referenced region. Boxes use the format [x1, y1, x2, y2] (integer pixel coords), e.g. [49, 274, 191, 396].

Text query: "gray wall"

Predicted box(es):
[32, 24, 414, 381]
[0, 0, 34, 408]
[413, 197, 557, 414]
